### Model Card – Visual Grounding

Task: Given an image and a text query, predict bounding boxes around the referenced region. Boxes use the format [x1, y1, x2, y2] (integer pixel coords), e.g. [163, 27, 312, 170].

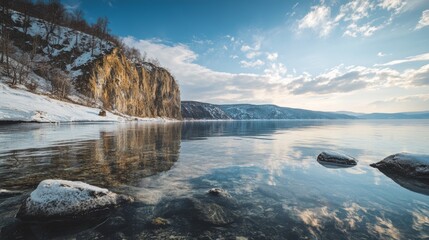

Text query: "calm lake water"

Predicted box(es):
[0, 120, 428, 239]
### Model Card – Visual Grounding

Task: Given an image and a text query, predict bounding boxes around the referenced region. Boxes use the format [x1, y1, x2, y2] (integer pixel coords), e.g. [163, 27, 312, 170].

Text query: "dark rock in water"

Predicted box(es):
[104, 216, 127, 229]
[155, 197, 235, 226]
[151, 217, 170, 227]
[317, 151, 357, 167]
[16, 179, 133, 221]
[0, 189, 22, 198]
[193, 200, 235, 225]
[208, 188, 231, 198]
[370, 153, 429, 179]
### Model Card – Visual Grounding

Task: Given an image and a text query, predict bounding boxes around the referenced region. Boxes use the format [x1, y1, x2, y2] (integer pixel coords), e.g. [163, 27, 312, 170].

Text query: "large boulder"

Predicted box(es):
[317, 151, 357, 167]
[16, 179, 132, 221]
[370, 153, 429, 179]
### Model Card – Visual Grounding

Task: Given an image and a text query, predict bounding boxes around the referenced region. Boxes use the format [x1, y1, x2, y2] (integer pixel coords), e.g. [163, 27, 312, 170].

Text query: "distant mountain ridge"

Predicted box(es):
[182, 101, 429, 120]
[357, 112, 429, 119]
[181, 101, 355, 120]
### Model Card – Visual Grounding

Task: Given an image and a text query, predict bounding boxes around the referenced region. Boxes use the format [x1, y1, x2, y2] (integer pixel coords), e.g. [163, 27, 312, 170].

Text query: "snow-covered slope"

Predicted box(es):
[0, 83, 122, 122]
[10, 9, 114, 80]
[181, 101, 230, 120]
[219, 104, 355, 120]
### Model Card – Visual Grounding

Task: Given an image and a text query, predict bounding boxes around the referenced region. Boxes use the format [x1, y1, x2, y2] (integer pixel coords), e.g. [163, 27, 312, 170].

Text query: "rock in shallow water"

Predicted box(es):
[317, 151, 357, 167]
[208, 188, 231, 198]
[16, 179, 132, 221]
[155, 198, 235, 226]
[370, 153, 429, 179]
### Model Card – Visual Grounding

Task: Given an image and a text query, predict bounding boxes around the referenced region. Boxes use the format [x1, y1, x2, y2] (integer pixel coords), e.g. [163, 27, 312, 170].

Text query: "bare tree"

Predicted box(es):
[42, 0, 65, 55]
[49, 68, 70, 98]
[10, 52, 31, 85]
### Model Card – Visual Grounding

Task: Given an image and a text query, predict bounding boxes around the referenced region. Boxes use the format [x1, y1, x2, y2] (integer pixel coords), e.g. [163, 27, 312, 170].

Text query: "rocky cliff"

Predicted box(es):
[2, 8, 182, 120]
[83, 49, 181, 119]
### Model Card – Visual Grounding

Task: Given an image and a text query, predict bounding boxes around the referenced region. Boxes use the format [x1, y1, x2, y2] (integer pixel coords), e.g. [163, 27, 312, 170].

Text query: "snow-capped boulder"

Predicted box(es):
[317, 151, 357, 167]
[370, 153, 429, 179]
[16, 179, 132, 221]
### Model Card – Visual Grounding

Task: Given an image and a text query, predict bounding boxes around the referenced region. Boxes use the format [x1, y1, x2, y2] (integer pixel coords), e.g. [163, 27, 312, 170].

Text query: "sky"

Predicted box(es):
[62, 0, 429, 113]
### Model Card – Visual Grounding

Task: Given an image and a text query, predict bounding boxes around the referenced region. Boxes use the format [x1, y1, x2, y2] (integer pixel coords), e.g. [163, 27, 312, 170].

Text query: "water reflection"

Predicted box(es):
[0, 123, 182, 189]
[377, 172, 429, 196]
[0, 120, 428, 239]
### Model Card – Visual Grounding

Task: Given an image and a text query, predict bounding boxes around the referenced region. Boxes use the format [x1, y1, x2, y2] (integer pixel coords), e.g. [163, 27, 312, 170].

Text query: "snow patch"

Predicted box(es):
[0, 83, 122, 122]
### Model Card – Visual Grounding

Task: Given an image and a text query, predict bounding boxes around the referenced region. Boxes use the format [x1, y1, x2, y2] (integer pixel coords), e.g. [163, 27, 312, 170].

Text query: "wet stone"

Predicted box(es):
[317, 151, 357, 167]
[151, 217, 169, 227]
[208, 188, 231, 198]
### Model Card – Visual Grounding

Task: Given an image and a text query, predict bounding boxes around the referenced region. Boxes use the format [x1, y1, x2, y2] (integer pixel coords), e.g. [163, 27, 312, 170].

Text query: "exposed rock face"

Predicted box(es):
[317, 151, 357, 167]
[370, 153, 429, 179]
[16, 179, 132, 221]
[5, 10, 181, 120]
[82, 48, 181, 119]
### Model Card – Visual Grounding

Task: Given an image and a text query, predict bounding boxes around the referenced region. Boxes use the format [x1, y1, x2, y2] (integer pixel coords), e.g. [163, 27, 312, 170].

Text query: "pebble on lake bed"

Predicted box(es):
[16, 179, 132, 221]
[317, 151, 358, 167]
[151, 217, 169, 227]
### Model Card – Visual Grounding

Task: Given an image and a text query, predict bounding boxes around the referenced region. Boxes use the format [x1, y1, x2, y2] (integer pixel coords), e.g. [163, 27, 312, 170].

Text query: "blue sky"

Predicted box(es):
[63, 0, 429, 113]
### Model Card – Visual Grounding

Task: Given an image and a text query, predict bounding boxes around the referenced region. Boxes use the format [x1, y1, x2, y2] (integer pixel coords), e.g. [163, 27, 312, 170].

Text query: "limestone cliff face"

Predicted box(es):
[84, 48, 181, 119]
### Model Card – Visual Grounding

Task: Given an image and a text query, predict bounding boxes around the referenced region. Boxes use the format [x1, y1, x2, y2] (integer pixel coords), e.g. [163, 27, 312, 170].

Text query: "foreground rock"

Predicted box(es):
[156, 198, 235, 226]
[370, 153, 429, 179]
[317, 151, 357, 167]
[16, 179, 132, 221]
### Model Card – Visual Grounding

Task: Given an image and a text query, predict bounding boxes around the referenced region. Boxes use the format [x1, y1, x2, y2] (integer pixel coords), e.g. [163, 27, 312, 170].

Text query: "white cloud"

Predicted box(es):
[240, 59, 265, 68]
[379, 0, 406, 13]
[375, 52, 429, 66]
[377, 52, 386, 57]
[298, 0, 406, 38]
[343, 22, 384, 37]
[264, 63, 287, 80]
[416, 9, 429, 29]
[340, 0, 375, 22]
[286, 63, 429, 95]
[298, 5, 337, 37]
[246, 51, 262, 59]
[267, 52, 278, 61]
[240, 41, 261, 52]
[369, 94, 429, 112]
[241, 45, 252, 52]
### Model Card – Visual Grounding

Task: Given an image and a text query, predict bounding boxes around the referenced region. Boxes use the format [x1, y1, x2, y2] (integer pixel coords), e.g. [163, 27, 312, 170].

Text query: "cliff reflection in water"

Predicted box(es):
[0, 123, 182, 190]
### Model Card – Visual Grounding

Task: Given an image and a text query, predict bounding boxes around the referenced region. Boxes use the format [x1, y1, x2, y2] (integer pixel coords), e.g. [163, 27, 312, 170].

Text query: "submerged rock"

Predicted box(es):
[208, 188, 231, 198]
[370, 153, 429, 179]
[151, 217, 169, 227]
[0, 189, 22, 197]
[194, 200, 235, 225]
[16, 179, 132, 221]
[317, 151, 357, 167]
[155, 198, 235, 226]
